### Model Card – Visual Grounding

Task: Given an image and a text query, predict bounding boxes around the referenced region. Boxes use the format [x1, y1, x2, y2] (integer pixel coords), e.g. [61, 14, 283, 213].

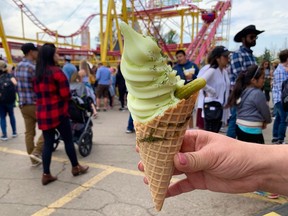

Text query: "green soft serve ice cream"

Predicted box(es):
[120, 22, 184, 123]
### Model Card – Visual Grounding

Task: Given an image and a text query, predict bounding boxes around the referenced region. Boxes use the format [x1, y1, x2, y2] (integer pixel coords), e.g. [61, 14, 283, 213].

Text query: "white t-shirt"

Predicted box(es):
[198, 66, 230, 123]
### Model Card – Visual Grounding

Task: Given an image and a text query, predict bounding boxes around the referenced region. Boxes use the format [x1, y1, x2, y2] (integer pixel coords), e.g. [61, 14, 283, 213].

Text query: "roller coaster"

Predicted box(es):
[0, 0, 231, 65]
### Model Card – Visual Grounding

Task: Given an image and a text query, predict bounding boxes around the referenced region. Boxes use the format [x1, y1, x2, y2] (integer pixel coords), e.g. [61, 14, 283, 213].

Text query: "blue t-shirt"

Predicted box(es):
[62, 62, 77, 81]
[96, 66, 111, 85]
[173, 60, 199, 84]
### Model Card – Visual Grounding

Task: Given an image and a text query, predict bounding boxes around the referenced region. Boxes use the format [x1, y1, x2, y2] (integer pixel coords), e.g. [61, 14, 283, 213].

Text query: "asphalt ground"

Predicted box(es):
[0, 101, 287, 216]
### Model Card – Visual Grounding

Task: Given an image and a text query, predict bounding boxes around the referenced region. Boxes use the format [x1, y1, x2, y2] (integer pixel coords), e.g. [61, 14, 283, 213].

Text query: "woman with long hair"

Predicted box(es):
[78, 59, 92, 86]
[198, 46, 231, 133]
[261, 60, 272, 103]
[226, 64, 271, 144]
[34, 43, 89, 185]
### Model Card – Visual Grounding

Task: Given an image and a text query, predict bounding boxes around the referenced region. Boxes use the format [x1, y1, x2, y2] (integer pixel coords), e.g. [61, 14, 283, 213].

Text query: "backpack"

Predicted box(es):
[0, 73, 16, 104]
[281, 79, 288, 112]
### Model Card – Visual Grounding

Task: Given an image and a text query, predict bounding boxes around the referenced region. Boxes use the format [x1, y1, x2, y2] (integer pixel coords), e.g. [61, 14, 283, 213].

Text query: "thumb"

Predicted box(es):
[174, 152, 210, 173]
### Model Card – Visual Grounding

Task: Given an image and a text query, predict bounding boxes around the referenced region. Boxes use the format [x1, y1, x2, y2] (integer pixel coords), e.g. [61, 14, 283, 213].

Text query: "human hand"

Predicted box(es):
[137, 130, 263, 197]
[262, 122, 267, 129]
[92, 112, 98, 119]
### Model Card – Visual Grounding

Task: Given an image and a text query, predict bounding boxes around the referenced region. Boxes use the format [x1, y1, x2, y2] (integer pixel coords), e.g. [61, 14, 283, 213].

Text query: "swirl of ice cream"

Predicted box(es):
[120, 22, 184, 123]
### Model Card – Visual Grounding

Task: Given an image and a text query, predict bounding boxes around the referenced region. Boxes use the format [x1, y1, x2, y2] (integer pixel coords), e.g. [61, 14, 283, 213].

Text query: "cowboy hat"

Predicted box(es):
[234, 25, 264, 42]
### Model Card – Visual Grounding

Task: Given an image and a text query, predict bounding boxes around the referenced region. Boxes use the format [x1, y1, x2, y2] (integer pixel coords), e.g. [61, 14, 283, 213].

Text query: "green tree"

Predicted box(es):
[162, 29, 179, 44]
[256, 48, 272, 64]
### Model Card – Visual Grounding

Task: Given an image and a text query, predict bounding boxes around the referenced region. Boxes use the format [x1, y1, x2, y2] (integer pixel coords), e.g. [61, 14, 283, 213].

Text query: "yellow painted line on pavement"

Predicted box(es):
[241, 193, 287, 204]
[32, 168, 114, 216]
[0, 146, 145, 177]
[263, 212, 281, 216]
[0, 146, 27, 156]
[1, 146, 287, 207]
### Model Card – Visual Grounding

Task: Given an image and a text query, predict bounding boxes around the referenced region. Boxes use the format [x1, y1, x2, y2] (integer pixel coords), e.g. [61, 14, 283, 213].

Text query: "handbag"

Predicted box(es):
[203, 101, 223, 121]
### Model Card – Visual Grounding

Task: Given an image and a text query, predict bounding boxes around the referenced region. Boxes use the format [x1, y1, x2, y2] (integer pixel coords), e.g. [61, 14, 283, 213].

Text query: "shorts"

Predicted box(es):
[96, 84, 109, 98]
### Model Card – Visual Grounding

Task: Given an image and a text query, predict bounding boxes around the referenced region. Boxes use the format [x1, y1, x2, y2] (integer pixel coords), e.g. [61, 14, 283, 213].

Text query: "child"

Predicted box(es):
[70, 72, 98, 118]
[227, 64, 271, 144]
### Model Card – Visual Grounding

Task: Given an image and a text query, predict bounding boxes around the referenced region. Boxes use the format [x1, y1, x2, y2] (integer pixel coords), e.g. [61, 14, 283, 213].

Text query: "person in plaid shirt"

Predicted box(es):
[226, 25, 264, 138]
[33, 43, 89, 185]
[15, 43, 44, 167]
[271, 49, 288, 144]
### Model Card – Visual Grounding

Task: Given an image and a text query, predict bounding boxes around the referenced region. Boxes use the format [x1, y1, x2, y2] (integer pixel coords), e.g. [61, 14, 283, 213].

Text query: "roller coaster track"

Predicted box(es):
[11, 0, 98, 38]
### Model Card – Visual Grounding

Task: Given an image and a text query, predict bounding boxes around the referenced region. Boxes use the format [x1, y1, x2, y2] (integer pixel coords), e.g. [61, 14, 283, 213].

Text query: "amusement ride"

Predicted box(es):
[0, 0, 231, 65]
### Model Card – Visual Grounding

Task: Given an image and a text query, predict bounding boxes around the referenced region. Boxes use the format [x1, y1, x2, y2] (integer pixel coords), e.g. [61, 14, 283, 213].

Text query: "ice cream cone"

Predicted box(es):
[135, 93, 198, 211]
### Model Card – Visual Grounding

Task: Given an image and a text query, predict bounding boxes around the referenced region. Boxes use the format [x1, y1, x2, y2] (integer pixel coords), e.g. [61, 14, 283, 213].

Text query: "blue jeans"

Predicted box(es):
[226, 106, 237, 138]
[272, 102, 287, 142]
[0, 103, 16, 137]
[127, 113, 134, 131]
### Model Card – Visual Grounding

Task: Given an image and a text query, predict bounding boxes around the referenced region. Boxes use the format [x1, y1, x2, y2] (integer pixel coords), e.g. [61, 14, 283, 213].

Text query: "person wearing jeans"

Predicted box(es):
[0, 103, 17, 140]
[0, 60, 17, 141]
[272, 102, 287, 144]
[227, 25, 264, 138]
[126, 113, 134, 133]
[226, 106, 237, 138]
[271, 49, 288, 144]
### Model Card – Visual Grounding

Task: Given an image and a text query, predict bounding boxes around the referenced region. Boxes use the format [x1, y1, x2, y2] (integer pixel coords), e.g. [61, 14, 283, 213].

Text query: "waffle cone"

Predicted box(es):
[135, 93, 198, 211]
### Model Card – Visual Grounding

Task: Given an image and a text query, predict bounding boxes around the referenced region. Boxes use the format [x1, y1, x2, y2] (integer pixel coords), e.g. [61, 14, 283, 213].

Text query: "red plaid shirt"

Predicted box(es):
[33, 66, 71, 130]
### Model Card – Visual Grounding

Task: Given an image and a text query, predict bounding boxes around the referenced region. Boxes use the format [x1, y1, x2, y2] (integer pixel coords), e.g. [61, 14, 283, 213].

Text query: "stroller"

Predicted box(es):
[53, 83, 94, 157]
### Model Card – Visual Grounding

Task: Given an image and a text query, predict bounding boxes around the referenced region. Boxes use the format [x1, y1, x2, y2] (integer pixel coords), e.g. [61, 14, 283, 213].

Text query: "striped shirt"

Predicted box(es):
[272, 64, 288, 105]
[230, 46, 257, 84]
[14, 58, 36, 106]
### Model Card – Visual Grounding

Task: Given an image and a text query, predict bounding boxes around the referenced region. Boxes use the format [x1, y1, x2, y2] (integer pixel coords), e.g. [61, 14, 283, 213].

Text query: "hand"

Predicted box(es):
[92, 112, 98, 119]
[262, 122, 267, 129]
[137, 130, 263, 197]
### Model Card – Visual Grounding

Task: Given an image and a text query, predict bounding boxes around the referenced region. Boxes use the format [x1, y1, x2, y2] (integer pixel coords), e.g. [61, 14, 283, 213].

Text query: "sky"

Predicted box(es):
[0, 0, 287, 58]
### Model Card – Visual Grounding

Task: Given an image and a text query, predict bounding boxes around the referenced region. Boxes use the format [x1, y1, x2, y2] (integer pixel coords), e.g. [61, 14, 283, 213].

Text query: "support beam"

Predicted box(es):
[0, 14, 13, 64]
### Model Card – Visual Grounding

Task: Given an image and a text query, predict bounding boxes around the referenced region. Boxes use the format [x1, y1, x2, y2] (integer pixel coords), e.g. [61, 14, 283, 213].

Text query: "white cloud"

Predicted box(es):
[0, 0, 287, 57]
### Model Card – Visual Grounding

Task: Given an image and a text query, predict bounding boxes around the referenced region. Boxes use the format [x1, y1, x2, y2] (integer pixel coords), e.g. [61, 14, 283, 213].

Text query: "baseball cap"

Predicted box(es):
[0, 60, 8, 72]
[64, 55, 72, 61]
[211, 46, 231, 58]
[21, 43, 38, 55]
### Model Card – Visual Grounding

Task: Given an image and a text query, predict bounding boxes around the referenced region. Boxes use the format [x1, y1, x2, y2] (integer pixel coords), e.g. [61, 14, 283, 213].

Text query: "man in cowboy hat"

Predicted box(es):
[226, 25, 264, 138]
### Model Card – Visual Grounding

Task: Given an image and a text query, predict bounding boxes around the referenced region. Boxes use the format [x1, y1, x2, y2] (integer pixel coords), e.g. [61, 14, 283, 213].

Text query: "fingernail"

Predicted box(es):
[137, 161, 144, 171]
[177, 153, 187, 165]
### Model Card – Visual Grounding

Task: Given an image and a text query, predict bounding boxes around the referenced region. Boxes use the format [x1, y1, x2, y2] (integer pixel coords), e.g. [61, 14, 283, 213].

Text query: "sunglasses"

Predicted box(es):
[252, 66, 261, 79]
[249, 35, 258, 40]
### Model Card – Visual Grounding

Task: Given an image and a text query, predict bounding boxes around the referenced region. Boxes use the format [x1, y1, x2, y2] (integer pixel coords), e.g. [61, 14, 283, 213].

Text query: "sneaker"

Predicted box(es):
[96, 108, 100, 112]
[271, 138, 279, 144]
[12, 133, 17, 138]
[254, 191, 266, 196]
[126, 129, 135, 134]
[119, 107, 125, 111]
[267, 193, 279, 199]
[1, 136, 8, 141]
[29, 153, 42, 163]
[31, 160, 42, 167]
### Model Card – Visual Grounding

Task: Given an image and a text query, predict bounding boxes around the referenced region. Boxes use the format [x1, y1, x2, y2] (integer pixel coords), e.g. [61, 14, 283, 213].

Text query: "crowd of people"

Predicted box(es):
[0, 41, 129, 185]
[0, 24, 288, 198]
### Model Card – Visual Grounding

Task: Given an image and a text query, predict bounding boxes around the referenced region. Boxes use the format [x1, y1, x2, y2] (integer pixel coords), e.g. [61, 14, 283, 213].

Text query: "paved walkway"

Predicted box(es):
[0, 103, 287, 216]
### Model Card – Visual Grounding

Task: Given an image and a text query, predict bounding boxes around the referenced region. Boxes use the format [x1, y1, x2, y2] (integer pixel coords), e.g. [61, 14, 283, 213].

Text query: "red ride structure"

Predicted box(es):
[1, 0, 231, 65]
